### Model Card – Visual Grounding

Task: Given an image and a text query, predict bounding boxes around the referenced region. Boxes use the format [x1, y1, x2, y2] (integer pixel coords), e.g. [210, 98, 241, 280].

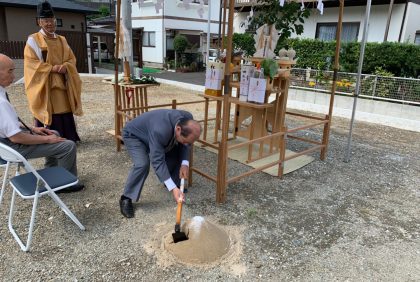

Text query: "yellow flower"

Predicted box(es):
[337, 81, 343, 87]
[309, 81, 316, 87]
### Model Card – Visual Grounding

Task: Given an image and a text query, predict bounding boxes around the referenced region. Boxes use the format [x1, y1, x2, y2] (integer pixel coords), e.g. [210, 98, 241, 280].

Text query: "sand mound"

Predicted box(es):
[163, 216, 231, 264]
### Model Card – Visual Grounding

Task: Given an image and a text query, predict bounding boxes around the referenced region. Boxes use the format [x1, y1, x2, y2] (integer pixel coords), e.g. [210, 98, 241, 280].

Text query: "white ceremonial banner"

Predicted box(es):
[239, 65, 255, 101]
[248, 73, 267, 104]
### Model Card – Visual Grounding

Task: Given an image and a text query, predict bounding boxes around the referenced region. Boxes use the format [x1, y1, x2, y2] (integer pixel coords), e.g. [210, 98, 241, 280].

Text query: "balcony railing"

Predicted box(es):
[235, 0, 257, 7]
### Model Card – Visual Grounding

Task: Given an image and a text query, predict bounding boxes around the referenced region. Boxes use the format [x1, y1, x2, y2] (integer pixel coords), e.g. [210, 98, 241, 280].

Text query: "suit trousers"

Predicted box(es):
[122, 133, 182, 202]
[0, 137, 77, 176]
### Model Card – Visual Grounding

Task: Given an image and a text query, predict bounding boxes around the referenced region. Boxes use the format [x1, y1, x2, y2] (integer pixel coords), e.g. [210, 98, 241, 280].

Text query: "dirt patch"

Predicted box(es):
[164, 216, 231, 264]
[1, 77, 419, 281]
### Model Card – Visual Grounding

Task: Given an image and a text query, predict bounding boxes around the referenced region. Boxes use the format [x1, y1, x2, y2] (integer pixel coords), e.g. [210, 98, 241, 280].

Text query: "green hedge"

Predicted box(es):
[232, 33, 420, 77]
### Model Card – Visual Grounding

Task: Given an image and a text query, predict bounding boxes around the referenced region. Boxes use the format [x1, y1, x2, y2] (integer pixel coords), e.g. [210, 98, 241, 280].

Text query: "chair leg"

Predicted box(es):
[8, 190, 39, 252]
[0, 163, 11, 209]
[49, 191, 86, 231]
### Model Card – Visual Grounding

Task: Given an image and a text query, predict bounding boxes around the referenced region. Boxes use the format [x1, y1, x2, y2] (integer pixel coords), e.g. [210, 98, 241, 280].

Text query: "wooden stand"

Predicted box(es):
[109, 0, 346, 204]
[110, 83, 157, 151]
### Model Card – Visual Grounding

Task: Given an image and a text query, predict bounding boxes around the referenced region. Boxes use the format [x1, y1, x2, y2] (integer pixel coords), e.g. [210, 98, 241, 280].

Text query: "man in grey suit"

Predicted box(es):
[0, 53, 83, 193]
[119, 109, 201, 218]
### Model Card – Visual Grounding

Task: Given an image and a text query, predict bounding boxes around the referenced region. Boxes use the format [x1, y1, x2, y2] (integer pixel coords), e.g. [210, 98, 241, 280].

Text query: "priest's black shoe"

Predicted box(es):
[56, 183, 85, 194]
[120, 195, 134, 218]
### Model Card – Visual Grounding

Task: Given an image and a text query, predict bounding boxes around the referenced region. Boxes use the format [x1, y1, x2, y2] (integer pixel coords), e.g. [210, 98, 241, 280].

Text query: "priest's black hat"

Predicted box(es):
[37, 1, 55, 18]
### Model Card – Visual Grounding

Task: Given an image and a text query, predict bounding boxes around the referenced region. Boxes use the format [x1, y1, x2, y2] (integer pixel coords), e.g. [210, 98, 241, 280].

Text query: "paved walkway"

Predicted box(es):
[90, 67, 420, 132]
[95, 67, 205, 86]
[151, 71, 205, 86]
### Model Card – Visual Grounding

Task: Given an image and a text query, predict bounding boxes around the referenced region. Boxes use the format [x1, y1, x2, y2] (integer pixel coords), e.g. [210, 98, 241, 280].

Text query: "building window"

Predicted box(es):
[143, 31, 156, 47]
[415, 32, 420, 45]
[56, 18, 63, 27]
[316, 22, 360, 42]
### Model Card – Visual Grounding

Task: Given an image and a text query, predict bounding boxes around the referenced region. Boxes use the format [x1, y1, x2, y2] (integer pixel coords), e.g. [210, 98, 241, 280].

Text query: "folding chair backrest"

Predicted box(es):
[0, 143, 25, 163]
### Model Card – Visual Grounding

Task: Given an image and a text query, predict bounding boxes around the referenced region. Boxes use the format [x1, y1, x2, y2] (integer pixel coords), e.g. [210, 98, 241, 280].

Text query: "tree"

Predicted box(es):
[249, 0, 310, 49]
[87, 5, 110, 21]
[173, 34, 189, 54]
[98, 5, 110, 17]
[173, 34, 189, 69]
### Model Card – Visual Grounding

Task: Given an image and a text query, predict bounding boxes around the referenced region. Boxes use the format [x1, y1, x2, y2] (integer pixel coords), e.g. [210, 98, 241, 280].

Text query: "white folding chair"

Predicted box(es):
[0, 143, 85, 252]
[0, 154, 21, 209]
[0, 157, 7, 207]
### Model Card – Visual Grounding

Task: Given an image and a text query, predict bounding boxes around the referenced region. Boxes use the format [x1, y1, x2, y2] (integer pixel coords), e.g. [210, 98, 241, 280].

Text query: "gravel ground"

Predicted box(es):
[1, 77, 419, 281]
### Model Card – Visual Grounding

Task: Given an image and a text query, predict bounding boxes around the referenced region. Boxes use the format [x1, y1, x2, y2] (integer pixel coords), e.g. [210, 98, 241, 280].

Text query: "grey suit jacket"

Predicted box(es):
[123, 109, 193, 183]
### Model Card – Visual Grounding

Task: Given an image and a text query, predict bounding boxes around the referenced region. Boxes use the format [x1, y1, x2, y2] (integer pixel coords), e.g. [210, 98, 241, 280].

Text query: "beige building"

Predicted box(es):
[0, 0, 97, 41]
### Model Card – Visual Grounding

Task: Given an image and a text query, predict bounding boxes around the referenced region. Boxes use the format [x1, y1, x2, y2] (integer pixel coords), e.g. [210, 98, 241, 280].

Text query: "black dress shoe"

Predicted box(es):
[120, 196, 134, 218]
[56, 183, 85, 194]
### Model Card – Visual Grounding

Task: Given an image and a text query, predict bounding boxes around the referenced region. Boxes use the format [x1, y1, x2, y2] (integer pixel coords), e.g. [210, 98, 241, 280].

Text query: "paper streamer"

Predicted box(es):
[197, 0, 205, 18]
[317, 0, 324, 15]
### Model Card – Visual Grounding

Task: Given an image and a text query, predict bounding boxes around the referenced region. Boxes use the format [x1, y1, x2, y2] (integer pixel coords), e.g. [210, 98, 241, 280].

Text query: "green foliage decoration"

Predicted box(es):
[249, 0, 310, 48]
[260, 58, 278, 80]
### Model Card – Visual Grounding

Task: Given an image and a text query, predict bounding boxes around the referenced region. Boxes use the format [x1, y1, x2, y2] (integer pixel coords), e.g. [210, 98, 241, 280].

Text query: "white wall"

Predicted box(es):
[297, 5, 406, 42]
[234, 11, 248, 34]
[234, 4, 415, 43]
[131, 0, 223, 64]
[402, 2, 420, 43]
[131, 2, 163, 64]
[287, 88, 420, 132]
[165, 0, 221, 30]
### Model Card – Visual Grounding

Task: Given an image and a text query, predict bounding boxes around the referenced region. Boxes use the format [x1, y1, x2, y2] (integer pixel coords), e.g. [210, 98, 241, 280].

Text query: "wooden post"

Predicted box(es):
[203, 98, 209, 141]
[221, 0, 228, 52]
[320, 0, 344, 160]
[216, 0, 234, 204]
[114, 0, 122, 151]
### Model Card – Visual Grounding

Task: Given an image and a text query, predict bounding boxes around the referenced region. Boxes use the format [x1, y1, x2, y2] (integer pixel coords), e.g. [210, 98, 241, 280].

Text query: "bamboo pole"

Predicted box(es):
[216, 0, 234, 204]
[320, 0, 344, 160]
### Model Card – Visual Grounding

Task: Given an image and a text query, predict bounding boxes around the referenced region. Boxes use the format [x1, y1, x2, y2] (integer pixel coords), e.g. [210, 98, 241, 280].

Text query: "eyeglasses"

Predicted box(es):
[39, 18, 56, 24]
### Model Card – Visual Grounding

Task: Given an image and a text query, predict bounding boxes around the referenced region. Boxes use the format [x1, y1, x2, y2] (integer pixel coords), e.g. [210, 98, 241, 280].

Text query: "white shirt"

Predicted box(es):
[0, 86, 22, 138]
[164, 160, 189, 191]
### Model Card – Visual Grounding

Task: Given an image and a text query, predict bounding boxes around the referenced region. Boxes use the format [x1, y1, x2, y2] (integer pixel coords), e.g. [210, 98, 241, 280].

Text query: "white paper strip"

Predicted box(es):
[317, 0, 324, 15]
[154, 0, 164, 14]
[197, 0, 205, 18]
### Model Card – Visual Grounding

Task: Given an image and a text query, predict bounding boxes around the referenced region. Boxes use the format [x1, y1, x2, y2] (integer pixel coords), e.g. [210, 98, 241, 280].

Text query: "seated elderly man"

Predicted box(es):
[0, 53, 83, 193]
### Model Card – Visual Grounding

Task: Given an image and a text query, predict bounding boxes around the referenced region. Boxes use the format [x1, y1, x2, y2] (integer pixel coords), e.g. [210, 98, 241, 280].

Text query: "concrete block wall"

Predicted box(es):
[288, 88, 420, 132]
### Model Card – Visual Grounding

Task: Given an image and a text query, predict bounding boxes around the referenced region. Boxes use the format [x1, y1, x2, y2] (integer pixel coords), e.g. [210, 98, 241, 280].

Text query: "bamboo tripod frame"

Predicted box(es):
[111, 0, 345, 204]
